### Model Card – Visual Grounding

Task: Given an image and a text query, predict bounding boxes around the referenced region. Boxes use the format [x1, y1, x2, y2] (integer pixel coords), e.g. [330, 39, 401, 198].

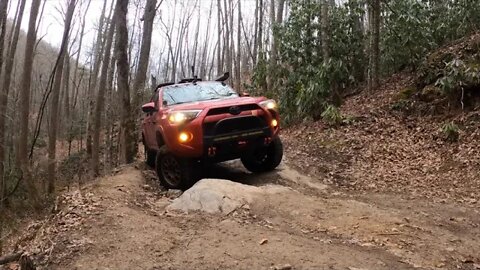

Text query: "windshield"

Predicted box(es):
[162, 82, 239, 106]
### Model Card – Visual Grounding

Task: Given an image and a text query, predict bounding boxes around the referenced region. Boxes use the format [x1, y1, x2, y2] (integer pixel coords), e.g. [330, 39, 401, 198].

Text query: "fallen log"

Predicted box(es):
[0, 252, 22, 265]
[0, 252, 35, 270]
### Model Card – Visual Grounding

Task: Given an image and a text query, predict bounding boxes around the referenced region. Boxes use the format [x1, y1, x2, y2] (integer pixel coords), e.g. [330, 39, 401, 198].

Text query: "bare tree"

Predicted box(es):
[92, 15, 116, 176]
[115, 0, 135, 164]
[132, 0, 158, 110]
[222, 0, 231, 78]
[86, 0, 109, 156]
[105, 54, 117, 169]
[269, 0, 276, 62]
[368, 0, 380, 91]
[200, 0, 214, 78]
[216, 0, 223, 73]
[235, 0, 242, 90]
[269, 0, 285, 80]
[47, 0, 77, 194]
[17, 0, 42, 207]
[253, 0, 259, 65]
[0, 0, 10, 255]
[67, 2, 89, 155]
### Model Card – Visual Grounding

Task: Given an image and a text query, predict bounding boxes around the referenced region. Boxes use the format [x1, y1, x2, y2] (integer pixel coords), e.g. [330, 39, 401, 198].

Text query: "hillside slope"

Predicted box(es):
[284, 72, 479, 202]
[283, 34, 480, 203]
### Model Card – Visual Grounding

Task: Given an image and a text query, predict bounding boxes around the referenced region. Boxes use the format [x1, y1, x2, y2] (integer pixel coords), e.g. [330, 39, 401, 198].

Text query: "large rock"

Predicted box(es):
[167, 179, 285, 214]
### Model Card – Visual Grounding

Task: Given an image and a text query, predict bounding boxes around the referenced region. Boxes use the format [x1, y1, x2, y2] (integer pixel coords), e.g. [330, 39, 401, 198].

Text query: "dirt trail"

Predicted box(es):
[24, 160, 476, 270]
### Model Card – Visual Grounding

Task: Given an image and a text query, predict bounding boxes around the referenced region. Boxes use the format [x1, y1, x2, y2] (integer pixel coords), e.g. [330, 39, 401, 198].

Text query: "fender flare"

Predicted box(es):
[156, 130, 166, 148]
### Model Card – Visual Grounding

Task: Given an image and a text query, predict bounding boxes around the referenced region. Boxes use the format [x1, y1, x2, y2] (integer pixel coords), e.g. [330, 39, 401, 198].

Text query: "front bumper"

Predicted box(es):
[202, 127, 273, 162]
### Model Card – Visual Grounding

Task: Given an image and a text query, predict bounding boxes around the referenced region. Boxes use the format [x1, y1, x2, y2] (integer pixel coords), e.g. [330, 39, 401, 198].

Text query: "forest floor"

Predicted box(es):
[3, 73, 480, 270]
[3, 160, 479, 270]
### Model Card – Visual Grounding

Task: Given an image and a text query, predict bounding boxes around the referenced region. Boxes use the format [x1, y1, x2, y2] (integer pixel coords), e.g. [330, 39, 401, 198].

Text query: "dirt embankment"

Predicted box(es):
[283, 72, 480, 203]
[3, 161, 479, 270]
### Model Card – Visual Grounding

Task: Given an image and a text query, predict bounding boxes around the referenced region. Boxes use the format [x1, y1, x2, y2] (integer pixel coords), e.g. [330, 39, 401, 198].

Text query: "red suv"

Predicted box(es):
[141, 74, 283, 189]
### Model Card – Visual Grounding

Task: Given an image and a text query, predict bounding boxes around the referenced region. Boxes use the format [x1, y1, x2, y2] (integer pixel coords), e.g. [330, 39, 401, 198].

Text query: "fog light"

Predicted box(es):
[271, 119, 278, 127]
[178, 132, 192, 143]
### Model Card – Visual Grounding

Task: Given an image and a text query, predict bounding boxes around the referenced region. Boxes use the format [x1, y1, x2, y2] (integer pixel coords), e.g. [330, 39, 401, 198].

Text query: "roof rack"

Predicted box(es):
[154, 82, 175, 91]
[178, 77, 203, 84]
[154, 70, 229, 92]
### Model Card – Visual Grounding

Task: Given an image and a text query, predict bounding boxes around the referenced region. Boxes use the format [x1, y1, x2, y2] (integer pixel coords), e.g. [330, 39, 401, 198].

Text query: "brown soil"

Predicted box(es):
[5, 160, 479, 270]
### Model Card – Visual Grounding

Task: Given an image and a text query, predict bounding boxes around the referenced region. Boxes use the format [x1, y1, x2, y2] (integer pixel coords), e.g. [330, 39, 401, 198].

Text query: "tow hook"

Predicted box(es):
[264, 137, 272, 145]
[208, 146, 217, 157]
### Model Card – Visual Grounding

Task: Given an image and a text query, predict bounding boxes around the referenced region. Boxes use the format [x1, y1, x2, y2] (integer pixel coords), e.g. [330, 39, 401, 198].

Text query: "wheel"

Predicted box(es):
[155, 146, 199, 190]
[241, 136, 283, 173]
[143, 137, 156, 168]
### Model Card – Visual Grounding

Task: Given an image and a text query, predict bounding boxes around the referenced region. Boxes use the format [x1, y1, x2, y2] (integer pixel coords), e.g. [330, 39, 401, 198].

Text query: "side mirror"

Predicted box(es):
[240, 92, 250, 97]
[142, 102, 156, 113]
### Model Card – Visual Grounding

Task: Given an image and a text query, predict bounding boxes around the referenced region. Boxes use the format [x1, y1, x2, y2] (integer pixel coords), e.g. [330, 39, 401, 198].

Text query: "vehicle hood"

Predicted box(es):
[166, 96, 266, 111]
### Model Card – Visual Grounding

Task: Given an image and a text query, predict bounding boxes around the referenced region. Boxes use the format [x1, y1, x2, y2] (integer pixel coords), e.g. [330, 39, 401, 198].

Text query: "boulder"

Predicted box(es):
[167, 179, 285, 214]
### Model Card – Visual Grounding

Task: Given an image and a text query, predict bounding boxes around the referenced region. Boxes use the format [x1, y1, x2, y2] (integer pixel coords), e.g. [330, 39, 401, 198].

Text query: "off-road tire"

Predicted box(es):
[155, 146, 199, 190]
[241, 136, 283, 173]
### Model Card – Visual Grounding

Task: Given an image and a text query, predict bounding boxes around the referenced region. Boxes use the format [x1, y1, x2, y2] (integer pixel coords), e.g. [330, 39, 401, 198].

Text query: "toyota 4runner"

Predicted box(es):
[141, 73, 283, 189]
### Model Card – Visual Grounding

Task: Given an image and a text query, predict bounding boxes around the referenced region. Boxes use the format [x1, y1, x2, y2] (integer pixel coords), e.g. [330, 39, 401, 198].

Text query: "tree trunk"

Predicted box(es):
[222, 0, 231, 79]
[105, 54, 117, 169]
[258, 0, 264, 56]
[68, 0, 90, 154]
[86, 0, 109, 156]
[253, 0, 259, 65]
[368, 0, 380, 91]
[0, 0, 26, 205]
[235, 0, 242, 91]
[131, 0, 157, 158]
[62, 50, 71, 138]
[47, 0, 77, 195]
[133, 0, 157, 94]
[320, 0, 330, 61]
[349, 0, 364, 82]
[0, 0, 10, 255]
[17, 0, 41, 206]
[228, 0, 234, 84]
[266, 0, 276, 91]
[216, 0, 223, 73]
[269, 0, 276, 63]
[115, 0, 135, 164]
[92, 13, 116, 176]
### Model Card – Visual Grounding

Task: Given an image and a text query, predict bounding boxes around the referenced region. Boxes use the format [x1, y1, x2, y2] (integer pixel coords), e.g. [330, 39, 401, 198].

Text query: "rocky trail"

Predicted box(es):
[4, 158, 479, 270]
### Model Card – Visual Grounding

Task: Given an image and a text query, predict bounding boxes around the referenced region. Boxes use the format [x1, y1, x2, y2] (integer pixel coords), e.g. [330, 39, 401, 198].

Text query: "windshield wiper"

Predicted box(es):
[171, 101, 190, 105]
[201, 97, 220, 101]
[221, 92, 237, 97]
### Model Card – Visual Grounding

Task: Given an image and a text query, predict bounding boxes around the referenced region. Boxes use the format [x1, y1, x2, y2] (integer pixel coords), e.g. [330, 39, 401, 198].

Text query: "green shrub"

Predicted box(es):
[321, 105, 343, 126]
[441, 121, 460, 142]
[435, 59, 480, 96]
[397, 87, 416, 100]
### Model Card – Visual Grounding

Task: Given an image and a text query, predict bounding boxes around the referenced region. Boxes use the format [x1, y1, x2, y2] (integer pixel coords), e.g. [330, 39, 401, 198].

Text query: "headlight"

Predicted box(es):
[168, 110, 202, 124]
[260, 99, 278, 110]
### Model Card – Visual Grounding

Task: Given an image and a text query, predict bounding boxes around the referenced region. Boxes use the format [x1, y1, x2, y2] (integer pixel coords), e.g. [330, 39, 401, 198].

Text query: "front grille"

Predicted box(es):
[203, 116, 268, 137]
[206, 104, 261, 116]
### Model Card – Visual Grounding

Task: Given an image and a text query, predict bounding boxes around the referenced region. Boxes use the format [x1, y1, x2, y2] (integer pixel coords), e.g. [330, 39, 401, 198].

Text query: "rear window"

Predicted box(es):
[162, 82, 238, 106]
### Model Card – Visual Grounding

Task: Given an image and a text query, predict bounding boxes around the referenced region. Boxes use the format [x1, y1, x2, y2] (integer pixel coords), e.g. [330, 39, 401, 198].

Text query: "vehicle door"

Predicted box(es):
[143, 91, 159, 149]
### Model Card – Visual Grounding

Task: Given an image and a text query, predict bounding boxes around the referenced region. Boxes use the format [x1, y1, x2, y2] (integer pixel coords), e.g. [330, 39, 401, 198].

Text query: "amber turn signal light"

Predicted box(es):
[178, 132, 193, 143]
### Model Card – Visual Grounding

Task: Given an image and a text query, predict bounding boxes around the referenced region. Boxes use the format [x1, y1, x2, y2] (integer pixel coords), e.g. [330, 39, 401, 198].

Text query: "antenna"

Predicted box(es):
[215, 72, 229, 83]
[191, 66, 198, 84]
